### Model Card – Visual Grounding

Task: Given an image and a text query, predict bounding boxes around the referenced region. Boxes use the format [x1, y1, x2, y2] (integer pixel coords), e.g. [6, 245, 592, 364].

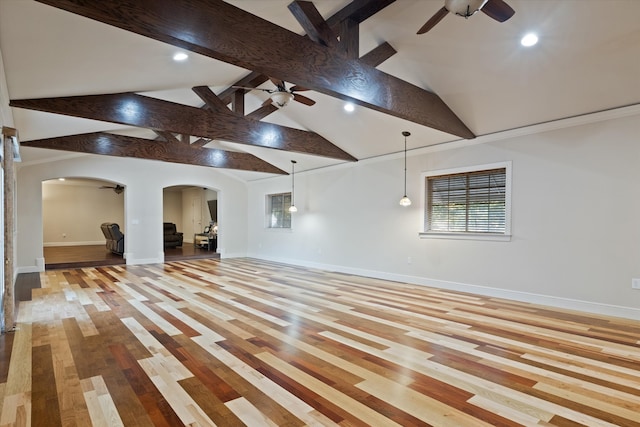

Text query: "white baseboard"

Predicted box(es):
[220, 251, 246, 259]
[245, 253, 640, 321]
[17, 257, 46, 274]
[126, 256, 164, 265]
[16, 265, 44, 274]
[44, 240, 104, 247]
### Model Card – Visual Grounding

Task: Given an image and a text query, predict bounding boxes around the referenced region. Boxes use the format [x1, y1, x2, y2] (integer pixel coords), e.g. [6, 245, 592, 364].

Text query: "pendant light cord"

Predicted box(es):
[403, 135, 407, 196]
[291, 162, 295, 204]
[399, 131, 412, 207]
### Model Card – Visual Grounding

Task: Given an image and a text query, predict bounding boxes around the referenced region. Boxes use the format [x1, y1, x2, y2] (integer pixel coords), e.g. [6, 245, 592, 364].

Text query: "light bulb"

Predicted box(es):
[173, 52, 188, 61]
[399, 196, 412, 207]
[289, 205, 298, 213]
[521, 33, 538, 47]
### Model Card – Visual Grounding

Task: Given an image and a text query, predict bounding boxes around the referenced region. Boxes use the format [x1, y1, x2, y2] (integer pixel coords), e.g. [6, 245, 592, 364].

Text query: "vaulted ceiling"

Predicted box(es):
[1, 0, 639, 180]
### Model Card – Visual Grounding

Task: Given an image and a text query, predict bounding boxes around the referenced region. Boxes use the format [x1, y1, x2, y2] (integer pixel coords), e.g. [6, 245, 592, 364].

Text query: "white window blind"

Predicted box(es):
[268, 193, 292, 228]
[426, 168, 506, 234]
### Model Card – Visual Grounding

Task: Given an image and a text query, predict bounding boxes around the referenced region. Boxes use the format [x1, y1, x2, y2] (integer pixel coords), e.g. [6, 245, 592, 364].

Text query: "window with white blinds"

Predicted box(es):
[267, 192, 292, 229]
[424, 166, 509, 236]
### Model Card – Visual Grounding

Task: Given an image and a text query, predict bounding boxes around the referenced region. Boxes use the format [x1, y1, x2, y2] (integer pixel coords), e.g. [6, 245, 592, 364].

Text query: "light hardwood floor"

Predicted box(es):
[43, 244, 219, 270]
[1, 258, 639, 426]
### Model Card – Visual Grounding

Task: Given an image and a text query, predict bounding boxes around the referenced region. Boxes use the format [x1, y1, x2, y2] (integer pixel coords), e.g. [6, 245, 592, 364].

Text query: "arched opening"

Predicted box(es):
[163, 185, 220, 262]
[42, 177, 126, 269]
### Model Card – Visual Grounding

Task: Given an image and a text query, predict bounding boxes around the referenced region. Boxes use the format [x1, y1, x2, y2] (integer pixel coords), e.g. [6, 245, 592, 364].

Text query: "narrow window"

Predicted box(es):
[267, 193, 292, 229]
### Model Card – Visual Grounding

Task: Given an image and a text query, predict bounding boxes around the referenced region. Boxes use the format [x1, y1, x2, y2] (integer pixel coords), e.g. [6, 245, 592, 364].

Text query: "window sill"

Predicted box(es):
[419, 232, 511, 242]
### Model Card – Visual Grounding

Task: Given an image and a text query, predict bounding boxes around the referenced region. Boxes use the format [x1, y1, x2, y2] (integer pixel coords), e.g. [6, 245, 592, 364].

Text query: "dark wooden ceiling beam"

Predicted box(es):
[34, 0, 475, 139]
[232, 91, 245, 116]
[191, 138, 210, 148]
[192, 86, 229, 112]
[20, 132, 286, 174]
[246, 104, 279, 121]
[213, 1, 395, 120]
[288, 1, 338, 48]
[337, 18, 359, 59]
[10, 93, 356, 161]
[325, 0, 397, 28]
[217, 71, 269, 106]
[153, 130, 179, 143]
[360, 42, 397, 67]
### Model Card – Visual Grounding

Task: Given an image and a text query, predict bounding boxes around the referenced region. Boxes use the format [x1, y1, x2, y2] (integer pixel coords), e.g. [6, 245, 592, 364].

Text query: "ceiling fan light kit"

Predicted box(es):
[271, 92, 294, 108]
[234, 77, 316, 110]
[100, 184, 124, 194]
[417, 0, 515, 34]
[446, 0, 488, 18]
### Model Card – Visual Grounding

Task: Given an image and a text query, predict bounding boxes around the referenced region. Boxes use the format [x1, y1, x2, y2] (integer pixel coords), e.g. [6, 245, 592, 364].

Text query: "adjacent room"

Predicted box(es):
[1, 0, 639, 425]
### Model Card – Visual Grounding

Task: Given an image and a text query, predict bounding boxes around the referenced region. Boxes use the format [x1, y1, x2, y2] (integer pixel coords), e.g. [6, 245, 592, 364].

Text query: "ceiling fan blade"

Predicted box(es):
[417, 6, 449, 34]
[481, 0, 515, 22]
[261, 97, 274, 107]
[232, 85, 271, 93]
[293, 93, 316, 106]
[268, 77, 286, 90]
[99, 185, 114, 189]
[290, 85, 310, 92]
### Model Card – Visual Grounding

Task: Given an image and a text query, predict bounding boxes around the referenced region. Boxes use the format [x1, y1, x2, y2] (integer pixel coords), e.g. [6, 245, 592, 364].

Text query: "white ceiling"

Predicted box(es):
[1, 0, 639, 180]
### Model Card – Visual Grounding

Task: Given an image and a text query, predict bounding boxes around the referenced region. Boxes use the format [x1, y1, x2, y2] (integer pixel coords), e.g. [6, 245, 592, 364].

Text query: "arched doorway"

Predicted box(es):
[42, 177, 126, 269]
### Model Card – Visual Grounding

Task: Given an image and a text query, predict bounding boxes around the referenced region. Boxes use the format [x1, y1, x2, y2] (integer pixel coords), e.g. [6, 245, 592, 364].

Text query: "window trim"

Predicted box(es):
[419, 161, 512, 241]
[265, 192, 293, 230]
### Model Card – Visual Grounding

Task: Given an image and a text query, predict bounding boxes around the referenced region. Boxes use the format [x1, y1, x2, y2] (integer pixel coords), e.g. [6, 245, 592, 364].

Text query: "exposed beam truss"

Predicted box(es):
[34, 0, 475, 139]
[20, 132, 286, 174]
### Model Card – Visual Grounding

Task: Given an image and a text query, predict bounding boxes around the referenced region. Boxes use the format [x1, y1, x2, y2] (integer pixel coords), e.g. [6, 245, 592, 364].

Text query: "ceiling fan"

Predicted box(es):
[417, 0, 515, 34]
[99, 184, 124, 194]
[233, 78, 316, 108]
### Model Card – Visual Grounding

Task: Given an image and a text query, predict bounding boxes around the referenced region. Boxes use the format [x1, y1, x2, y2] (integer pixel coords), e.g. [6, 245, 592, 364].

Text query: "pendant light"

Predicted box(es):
[399, 131, 412, 207]
[288, 160, 298, 213]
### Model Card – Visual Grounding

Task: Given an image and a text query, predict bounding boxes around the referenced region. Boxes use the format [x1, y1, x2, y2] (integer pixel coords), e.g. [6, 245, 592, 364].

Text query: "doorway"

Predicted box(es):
[42, 177, 126, 269]
[163, 185, 219, 260]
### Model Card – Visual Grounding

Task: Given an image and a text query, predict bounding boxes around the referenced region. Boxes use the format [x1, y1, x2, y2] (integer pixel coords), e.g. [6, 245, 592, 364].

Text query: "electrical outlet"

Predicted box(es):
[632, 278, 640, 289]
[62, 233, 67, 238]
[407, 256, 412, 265]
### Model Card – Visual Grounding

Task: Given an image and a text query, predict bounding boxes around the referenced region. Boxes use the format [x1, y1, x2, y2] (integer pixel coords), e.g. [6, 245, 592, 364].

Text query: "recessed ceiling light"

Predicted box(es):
[521, 33, 538, 47]
[173, 52, 188, 61]
[344, 102, 355, 112]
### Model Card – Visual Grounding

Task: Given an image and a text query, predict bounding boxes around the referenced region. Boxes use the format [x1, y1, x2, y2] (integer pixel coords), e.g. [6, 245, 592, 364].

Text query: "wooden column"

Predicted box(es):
[2, 126, 17, 332]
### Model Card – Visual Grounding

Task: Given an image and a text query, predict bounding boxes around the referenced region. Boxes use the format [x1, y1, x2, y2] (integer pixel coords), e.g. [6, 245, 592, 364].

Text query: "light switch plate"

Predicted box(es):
[632, 278, 640, 289]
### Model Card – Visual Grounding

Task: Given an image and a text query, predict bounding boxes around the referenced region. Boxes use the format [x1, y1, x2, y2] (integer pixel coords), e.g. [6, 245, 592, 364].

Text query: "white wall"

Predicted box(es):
[42, 180, 125, 245]
[17, 152, 248, 270]
[162, 189, 183, 228]
[13, 108, 640, 319]
[247, 111, 640, 319]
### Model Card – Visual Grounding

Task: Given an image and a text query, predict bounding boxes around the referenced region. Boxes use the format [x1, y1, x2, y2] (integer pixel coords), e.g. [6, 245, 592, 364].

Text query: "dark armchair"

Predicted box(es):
[100, 222, 124, 255]
[163, 222, 183, 248]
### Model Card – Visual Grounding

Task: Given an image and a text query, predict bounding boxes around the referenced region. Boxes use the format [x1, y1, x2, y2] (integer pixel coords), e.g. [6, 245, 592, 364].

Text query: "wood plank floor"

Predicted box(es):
[1, 258, 639, 426]
[43, 244, 219, 269]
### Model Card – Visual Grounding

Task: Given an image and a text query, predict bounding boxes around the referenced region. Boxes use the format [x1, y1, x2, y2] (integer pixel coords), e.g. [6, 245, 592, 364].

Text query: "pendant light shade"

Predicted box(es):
[399, 131, 412, 207]
[288, 160, 298, 213]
